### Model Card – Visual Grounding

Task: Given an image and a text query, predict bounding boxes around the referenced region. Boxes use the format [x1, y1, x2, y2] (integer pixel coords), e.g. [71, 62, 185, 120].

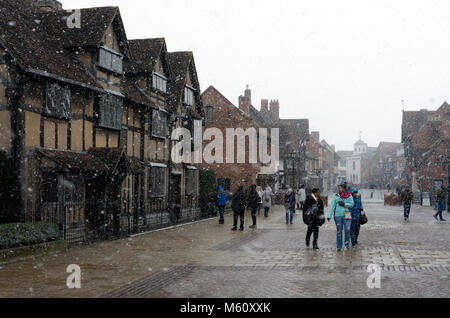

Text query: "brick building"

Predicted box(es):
[402, 102, 449, 200]
[367, 142, 405, 190]
[201, 86, 271, 193]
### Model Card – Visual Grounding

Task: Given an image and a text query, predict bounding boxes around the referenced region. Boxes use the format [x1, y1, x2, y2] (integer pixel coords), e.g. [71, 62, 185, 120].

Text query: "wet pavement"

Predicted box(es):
[0, 201, 449, 298]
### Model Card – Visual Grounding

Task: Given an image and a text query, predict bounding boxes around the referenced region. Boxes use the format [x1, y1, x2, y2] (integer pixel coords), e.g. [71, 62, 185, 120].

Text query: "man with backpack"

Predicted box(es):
[303, 188, 325, 250]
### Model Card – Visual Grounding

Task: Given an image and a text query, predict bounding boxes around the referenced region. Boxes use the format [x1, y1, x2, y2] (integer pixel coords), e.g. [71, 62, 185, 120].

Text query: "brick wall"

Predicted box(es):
[201, 86, 264, 193]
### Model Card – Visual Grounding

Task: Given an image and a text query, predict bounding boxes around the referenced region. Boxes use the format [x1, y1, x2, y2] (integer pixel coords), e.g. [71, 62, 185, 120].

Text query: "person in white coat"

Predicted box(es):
[298, 185, 307, 210]
[261, 186, 273, 218]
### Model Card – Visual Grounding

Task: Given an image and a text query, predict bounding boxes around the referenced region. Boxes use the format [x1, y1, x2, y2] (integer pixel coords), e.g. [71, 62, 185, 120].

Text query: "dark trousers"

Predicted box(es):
[257, 203, 262, 215]
[306, 226, 319, 246]
[250, 207, 257, 226]
[404, 204, 411, 219]
[218, 205, 225, 223]
[350, 219, 360, 246]
[434, 203, 444, 220]
[264, 207, 270, 217]
[233, 208, 245, 229]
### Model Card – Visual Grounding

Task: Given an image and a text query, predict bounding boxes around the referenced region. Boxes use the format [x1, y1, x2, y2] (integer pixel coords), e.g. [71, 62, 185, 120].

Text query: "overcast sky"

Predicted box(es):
[60, 0, 450, 150]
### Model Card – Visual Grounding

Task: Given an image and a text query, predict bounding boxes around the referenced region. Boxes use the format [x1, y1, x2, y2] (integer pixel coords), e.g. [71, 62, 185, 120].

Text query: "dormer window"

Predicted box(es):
[98, 46, 123, 74]
[184, 86, 195, 106]
[152, 72, 167, 93]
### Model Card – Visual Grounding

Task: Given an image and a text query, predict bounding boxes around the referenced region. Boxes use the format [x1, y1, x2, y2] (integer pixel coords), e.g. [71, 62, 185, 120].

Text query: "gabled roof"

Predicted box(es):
[0, 0, 102, 89]
[126, 38, 167, 74]
[167, 51, 203, 117]
[201, 85, 253, 121]
[402, 108, 435, 141]
[39, 6, 128, 53]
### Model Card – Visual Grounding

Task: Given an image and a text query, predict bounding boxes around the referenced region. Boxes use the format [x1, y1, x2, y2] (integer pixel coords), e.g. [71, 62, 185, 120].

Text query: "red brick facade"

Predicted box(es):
[201, 86, 267, 193]
[402, 102, 450, 195]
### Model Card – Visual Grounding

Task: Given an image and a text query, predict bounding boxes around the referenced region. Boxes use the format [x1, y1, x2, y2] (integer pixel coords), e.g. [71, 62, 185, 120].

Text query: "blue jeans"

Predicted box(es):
[219, 205, 225, 223]
[403, 204, 411, 219]
[285, 207, 294, 224]
[350, 219, 360, 246]
[434, 203, 444, 220]
[335, 216, 351, 249]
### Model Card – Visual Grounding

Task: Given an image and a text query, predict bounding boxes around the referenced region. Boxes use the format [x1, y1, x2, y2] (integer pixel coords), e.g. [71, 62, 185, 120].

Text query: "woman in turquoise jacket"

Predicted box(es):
[327, 184, 354, 251]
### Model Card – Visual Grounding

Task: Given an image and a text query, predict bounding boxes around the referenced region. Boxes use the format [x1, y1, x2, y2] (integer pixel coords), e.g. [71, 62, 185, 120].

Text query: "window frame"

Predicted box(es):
[98, 46, 123, 74]
[98, 94, 123, 130]
[184, 85, 195, 107]
[185, 169, 197, 196]
[149, 166, 166, 198]
[206, 105, 214, 122]
[151, 72, 167, 93]
[45, 83, 71, 119]
[151, 109, 167, 139]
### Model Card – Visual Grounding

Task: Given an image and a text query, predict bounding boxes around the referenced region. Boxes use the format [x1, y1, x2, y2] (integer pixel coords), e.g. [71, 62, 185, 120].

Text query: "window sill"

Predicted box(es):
[151, 134, 167, 140]
[97, 124, 123, 131]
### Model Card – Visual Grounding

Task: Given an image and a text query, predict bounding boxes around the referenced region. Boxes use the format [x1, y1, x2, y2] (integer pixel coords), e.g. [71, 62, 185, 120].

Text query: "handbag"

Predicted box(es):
[359, 211, 368, 225]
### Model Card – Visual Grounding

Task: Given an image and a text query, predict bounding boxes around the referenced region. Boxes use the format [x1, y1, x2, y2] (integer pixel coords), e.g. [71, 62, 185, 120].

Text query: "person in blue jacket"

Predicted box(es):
[216, 185, 228, 225]
[349, 188, 364, 248]
[327, 184, 355, 251]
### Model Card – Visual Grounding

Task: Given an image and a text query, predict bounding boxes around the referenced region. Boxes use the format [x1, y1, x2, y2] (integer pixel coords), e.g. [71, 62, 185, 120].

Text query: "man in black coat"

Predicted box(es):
[231, 186, 247, 231]
[302, 188, 325, 250]
[247, 185, 261, 229]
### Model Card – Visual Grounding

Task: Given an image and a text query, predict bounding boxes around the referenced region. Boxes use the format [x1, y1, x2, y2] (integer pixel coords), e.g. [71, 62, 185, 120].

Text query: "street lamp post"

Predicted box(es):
[289, 149, 298, 189]
[447, 156, 450, 212]
[298, 137, 309, 188]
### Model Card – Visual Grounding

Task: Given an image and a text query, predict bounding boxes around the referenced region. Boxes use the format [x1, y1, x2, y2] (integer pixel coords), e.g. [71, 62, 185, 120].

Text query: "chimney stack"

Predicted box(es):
[311, 131, 320, 142]
[239, 85, 251, 116]
[238, 96, 250, 116]
[269, 99, 280, 121]
[261, 99, 269, 113]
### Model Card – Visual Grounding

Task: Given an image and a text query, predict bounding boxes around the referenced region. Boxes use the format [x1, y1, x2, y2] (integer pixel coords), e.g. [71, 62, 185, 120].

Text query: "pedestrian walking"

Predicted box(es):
[256, 186, 264, 215]
[349, 188, 364, 247]
[305, 186, 312, 196]
[434, 185, 447, 222]
[303, 188, 325, 250]
[298, 185, 306, 210]
[262, 186, 273, 218]
[216, 185, 228, 225]
[327, 184, 354, 251]
[284, 188, 296, 225]
[231, 186, 247, 231]
[247, 185, 260, 229]
[401, 187, 413, 222]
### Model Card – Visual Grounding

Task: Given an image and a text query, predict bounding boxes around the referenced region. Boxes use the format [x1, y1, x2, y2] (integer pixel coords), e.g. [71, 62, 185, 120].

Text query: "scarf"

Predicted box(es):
[339, 191, 351, 199]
